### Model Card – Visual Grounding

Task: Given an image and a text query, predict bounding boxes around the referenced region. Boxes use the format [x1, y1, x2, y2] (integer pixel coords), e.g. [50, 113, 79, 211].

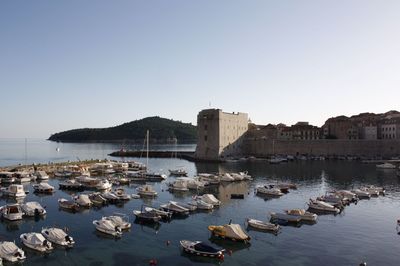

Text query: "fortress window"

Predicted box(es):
[204, 136, 208, 141]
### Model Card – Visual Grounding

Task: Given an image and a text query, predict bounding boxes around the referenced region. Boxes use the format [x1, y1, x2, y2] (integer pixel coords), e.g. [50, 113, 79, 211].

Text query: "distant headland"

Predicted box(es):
[48, 116, 197, 144]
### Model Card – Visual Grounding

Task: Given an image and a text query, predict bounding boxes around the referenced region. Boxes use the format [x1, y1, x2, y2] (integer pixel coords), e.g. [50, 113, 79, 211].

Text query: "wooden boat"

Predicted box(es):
[58, 198, 80, 212]
[180, 240, 224, 259]
[246, 218, 280, 233]
[41, 227, 75, 247]
[20, 232, 53, 252]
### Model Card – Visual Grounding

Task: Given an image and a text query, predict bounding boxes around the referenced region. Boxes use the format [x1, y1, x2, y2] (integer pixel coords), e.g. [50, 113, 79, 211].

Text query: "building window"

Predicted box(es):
[204, 125, 207, 130]
[204, 136, 207, 141]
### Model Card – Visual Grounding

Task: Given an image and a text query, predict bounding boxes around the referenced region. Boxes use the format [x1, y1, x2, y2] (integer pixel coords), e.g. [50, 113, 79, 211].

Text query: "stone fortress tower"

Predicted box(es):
[195, 109, 248, 160]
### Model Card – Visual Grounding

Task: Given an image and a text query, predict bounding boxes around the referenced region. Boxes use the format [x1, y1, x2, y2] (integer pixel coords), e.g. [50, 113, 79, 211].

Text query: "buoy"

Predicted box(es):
[166, 240, 170, 246]
[149, 259, 158, 265]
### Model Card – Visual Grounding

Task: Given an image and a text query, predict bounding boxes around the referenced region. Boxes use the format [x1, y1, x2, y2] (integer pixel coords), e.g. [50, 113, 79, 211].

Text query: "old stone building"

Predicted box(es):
[194, 109, 248, 160]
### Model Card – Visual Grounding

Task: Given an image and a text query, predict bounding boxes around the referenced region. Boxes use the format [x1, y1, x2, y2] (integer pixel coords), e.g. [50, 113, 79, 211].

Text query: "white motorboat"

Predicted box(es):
[102, 215, 131, 230]
[160, 201, 190, 215]
[256, 186, 284, 197]
[33, 182, 55, 193]
[189, 199, 213, 210]
[96, 179, 112, 191]
[0, 204, 23, 221]
[21, 201, 47, 217]
[20, 232, 53, 252]
[133, 210, 162, 222]
[113, 188, 131, 201]
[144, 207, 172, 219]
[1, 184, 26, 198]
[0, 172, 16, 184]
[89, 192, 108, 206]
[284, 209, 318, 222]
[168, 168, 188, 176]
[58, 198, 80, 212]
[0, 241, 25, 262]
[59, 179, 84, 191]
[93, 219, 122, 237]
[246, 218, 280, 233]
[144, 172, 167, 181]
[307, 199, 340, 214]
[74, 194, 92, 208]
[101, 192, 121, 203]
[180, 240, 224, 259]
[76, 176, 99, 188]
[186, 178, 207, 190]
[169, 179, 189, 192]
[352, 189, 371, 199]
[270, 212, 302, 223]
[334, 190, 358, 202]
[219, 173, 235, 182]
[361, 185, 385, 196]
[376, 162, 396, 169]
[41, 227, 75, 247]
[195, 194, 221, 206]
[35, 171, 49, 181]
[137, 185, 157, 197]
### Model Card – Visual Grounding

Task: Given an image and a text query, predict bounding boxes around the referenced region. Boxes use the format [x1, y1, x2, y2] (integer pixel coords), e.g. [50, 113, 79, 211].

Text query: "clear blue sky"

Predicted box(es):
[1, 1, 399, 138]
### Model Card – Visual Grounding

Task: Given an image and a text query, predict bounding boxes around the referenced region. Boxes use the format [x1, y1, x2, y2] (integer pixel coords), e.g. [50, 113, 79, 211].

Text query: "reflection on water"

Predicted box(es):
[0, 141, 399, 265]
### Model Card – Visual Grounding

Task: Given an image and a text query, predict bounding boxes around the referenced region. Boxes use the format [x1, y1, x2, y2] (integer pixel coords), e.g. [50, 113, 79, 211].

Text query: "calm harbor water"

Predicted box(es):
[0, 139, 399, 265]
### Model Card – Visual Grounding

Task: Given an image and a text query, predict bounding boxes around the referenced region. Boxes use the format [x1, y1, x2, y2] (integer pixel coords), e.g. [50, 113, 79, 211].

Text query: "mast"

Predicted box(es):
[24, 138, 27, 168]
[146, 130, 149, 168]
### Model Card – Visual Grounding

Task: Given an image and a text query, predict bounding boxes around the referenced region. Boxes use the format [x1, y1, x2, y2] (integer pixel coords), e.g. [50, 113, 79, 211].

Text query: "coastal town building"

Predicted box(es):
[194, 109, 248, 160]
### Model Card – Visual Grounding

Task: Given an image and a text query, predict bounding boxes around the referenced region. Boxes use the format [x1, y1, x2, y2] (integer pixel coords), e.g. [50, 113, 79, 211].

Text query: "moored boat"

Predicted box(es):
[20, 232, 53, 252]
[256, 186, 284, 197]
[208, 223, 250, 242]
[41, 227, 75, 247]
[93, 219, 122, 237]
[284, 209, 318, 222]
[74, 194, 92, 208]
[58, 198, 80, 212]
[0, 241, 25, 262]
[137, 185, 157, 197]
[246, 218, 280, 233]
[1, 184, 26, 198]
[160, 201, 190, 215]
[307, 199, 340, 214]
[133, 210, 162, 223]
[21, 201, 46, 217]
[180, 240, 224, 259]
[33, 182, 55, 193]
[102, 215, 131, 230]
[0, 204, 23, 221]
[59, 179, 84, 191]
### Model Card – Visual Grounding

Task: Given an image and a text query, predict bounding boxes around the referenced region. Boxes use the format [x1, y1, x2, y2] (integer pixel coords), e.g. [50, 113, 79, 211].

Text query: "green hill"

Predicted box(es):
[48, 117, 197, 143]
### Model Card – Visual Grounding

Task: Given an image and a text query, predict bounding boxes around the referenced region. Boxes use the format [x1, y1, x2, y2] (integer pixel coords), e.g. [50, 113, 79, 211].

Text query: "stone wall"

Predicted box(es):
[243, 138, 400, 158]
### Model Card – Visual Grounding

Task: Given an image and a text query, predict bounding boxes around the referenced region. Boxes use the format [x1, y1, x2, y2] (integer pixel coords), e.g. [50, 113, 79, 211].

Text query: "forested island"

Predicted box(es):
[48, 117, 197, 144]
